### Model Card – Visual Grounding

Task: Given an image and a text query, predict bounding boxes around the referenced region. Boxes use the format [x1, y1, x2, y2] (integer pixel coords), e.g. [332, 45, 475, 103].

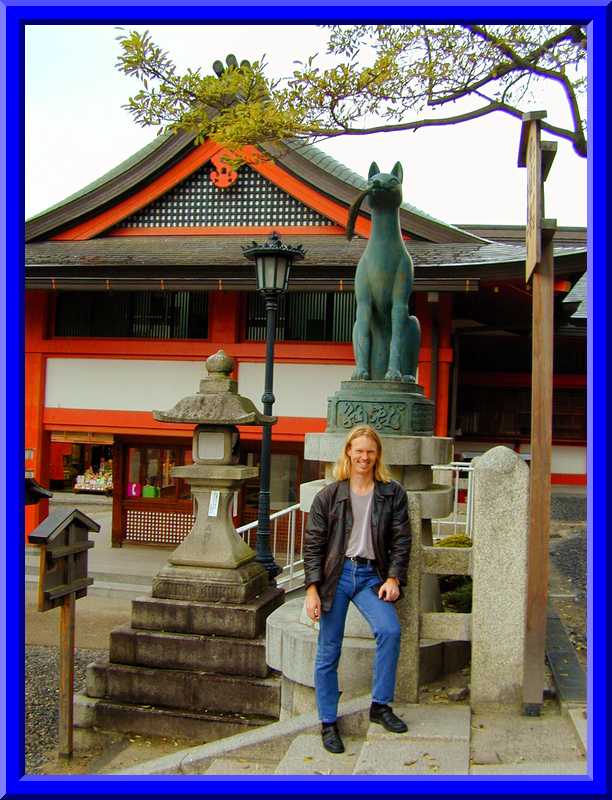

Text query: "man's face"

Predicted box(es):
[347, 435, 378, 479]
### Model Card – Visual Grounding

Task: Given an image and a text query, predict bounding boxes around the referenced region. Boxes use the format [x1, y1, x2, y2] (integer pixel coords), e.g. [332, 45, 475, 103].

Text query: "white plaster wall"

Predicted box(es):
[520, 443, 586, 475]
[456, 440, 585, 475]
[45, 358, 206, 411]
[238, 362, 354, 418]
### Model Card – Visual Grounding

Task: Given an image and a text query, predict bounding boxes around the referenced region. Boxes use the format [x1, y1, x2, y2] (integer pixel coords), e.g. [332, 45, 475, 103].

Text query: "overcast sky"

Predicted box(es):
[25, 24, 588, 227]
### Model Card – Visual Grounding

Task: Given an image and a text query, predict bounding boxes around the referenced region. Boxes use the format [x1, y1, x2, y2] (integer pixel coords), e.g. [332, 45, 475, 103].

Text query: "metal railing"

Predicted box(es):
[236, 503, 306, 588]
[432, 461, 475, 539]
[235, 461, 476, 587]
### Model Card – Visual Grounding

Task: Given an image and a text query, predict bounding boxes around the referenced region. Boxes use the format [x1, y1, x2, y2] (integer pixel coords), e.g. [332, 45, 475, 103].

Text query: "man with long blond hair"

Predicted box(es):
[304, 425, 411, 754]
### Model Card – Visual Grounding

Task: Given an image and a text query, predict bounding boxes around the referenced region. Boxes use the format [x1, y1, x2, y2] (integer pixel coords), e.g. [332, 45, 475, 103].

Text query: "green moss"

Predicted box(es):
[434, 533, 472, 548]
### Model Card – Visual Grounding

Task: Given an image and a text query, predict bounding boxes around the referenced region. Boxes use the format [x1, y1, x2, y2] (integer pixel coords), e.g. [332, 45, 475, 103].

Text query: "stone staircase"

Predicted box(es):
[113, 693, 587, 777]
[249, 704, 471, 776]
[114, 697, 472, 775]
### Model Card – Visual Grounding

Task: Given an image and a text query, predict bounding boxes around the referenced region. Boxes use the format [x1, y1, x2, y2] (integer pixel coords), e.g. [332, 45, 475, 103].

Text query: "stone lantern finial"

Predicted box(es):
[206, 349, 235, 378]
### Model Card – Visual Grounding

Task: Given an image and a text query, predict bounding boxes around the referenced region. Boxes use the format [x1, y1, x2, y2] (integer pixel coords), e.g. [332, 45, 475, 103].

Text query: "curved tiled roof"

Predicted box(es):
[27, 131, 176, 222]
[25, 236, 585, 271]
[26, 130, 485, 244]
[283, 138, 473, 237]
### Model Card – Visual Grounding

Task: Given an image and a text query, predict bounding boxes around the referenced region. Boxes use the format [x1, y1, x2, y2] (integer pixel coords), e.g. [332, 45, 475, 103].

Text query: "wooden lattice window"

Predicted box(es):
[245, 291, 356, 342]
[457, 386, 586, 440]
[125, 509, 195, 546]
[54, 291, 208, 339]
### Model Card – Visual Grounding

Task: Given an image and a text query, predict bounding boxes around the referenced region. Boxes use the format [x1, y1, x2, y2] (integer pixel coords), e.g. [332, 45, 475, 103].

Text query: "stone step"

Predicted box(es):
[86, 659, 281, 717]
[112, 694, 373, 775]
[355, 732, 469, 775]
[75, 693, 275, 744]
[354, 704, 471, 775]
[274, 733, 364, 775]
[205, 757, 280, 774]
[131, 588, 284, 639]
[109, 625, 269, 677]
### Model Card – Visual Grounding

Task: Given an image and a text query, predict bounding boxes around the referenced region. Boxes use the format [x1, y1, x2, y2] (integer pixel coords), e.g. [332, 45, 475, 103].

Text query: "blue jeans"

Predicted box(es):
[314, 558, 402, 723]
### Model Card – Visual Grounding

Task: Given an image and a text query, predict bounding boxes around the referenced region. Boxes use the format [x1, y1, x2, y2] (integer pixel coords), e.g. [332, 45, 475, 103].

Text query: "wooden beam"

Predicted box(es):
[541, 142, 558, 182]
[48, 541, 94, 560]
[46, 576, 94, 601]
[522, 231, 555, 714]
[525, 120, 543, 282]
[517, 111, 548, 168]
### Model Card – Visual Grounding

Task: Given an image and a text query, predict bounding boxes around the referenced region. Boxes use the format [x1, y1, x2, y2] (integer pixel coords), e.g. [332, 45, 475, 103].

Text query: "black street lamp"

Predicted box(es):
[242, 232, 306, 581]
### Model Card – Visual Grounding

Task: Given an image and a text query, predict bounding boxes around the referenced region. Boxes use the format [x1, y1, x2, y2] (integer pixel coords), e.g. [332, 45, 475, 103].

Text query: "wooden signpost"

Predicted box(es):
[30, 508, 100, 758]
[517, 111, 558, 715]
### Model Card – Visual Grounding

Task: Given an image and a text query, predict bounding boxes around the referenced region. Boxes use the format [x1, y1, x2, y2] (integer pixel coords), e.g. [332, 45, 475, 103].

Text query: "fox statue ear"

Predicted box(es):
[368, 162, 380, 180]
[391, 162, 403, 182]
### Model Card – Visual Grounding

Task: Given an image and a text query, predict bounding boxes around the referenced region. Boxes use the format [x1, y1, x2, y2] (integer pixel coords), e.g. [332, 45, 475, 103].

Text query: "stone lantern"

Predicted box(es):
[75, 351, 285, 741]
[152, 349, 278, 605]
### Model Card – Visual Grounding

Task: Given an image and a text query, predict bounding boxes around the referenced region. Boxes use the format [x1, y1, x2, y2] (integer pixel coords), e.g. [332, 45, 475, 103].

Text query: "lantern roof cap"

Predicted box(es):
[153, 349, 275, 426]
[242, 231, 306, 262]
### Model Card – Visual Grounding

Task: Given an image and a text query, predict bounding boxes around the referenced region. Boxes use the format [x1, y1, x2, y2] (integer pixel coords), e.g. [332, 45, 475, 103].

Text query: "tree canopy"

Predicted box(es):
[116, 24, 587, 159]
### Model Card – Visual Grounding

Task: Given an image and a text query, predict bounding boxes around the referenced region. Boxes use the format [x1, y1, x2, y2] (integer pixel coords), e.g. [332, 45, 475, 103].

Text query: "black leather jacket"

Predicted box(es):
[303, 479, 411, 612]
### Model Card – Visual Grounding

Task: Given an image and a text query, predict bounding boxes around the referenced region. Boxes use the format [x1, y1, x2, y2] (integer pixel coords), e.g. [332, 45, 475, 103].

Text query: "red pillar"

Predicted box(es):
[25, 292, 50, 536]
[435, 294, 453, 437]
[416, 294, 433, 399]
[208, 290, 240, 345]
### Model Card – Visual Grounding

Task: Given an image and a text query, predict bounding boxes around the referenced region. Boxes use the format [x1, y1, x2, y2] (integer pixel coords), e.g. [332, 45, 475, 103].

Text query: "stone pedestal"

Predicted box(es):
[76, 582, 284, 743]
[327, 380, 435, 436]
[77, 462, 284, 740]
[152, 464, 271, 603]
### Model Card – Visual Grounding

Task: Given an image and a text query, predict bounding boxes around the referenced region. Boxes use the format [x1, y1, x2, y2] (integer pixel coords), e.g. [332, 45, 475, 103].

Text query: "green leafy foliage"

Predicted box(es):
[115, 24, 587, 158]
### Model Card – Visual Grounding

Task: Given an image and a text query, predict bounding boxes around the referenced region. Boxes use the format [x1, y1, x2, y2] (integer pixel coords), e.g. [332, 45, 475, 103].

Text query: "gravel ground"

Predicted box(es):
[25, 646, 105, 774]
[550, 525, 587, 599]
[549, 522, 587, 668]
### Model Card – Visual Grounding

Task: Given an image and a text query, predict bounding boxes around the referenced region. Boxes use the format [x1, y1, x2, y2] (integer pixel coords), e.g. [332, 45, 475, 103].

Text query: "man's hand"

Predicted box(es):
[378, 577, 400, 602]
[305, 584, 321, 622]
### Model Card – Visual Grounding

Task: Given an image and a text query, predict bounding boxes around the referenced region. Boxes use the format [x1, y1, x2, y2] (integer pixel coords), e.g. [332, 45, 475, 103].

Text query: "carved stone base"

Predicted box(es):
[152, 560, 270, 604]
[326, 380, 434, 436]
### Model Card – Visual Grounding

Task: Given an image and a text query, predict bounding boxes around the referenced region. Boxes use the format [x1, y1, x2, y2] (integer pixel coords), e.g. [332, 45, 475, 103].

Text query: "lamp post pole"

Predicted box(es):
[242, 233, 306, 583]
[257, 291, 281, 580]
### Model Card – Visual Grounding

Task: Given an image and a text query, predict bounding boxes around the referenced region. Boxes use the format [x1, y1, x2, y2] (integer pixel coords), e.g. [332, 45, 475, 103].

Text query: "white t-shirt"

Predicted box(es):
[345, 488, 375, 559]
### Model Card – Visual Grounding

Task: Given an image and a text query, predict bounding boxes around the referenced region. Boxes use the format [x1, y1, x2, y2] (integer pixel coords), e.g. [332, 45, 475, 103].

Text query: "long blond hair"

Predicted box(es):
[333, 425, 392, 482]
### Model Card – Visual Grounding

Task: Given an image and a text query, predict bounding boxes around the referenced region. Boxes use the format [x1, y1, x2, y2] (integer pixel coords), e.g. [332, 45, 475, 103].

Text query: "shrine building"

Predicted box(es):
[25, 131, 587, 545]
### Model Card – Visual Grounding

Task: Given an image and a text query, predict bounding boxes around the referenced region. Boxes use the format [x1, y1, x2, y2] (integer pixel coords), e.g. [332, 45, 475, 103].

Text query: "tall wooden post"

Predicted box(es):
[58, 521, 77, 757]
[517, 111, 557, 715]
[31, 510, 99, 760]
[58, 593, 76, 757]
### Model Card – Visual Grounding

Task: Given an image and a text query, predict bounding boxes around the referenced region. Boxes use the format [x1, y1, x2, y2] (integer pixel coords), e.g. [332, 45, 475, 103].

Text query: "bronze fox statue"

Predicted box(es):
[347, 161, 420, 382]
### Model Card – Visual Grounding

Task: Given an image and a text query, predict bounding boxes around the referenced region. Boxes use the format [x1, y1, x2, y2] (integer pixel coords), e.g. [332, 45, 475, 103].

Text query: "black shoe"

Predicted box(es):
[321, 722, 345, 753]
[369, 703, 408, 733]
